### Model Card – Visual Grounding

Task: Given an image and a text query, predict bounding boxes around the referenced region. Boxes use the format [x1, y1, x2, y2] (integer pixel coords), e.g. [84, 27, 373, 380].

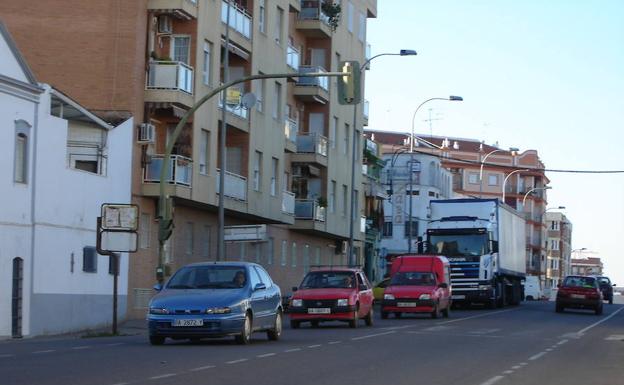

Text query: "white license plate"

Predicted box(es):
[397, 302, 417, 307]
[308, 308, 331, 314]
[173, 319, 204, 327]
[571, 294, 586, 299]
[452, 295, 466, 300]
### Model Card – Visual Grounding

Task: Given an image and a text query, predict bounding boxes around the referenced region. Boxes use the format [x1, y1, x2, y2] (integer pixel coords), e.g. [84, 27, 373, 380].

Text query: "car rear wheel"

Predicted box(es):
[149, 335, 165, 345]
[290, 319, 300, 329]
[267, 311, 282, 341]
[365, 307, 374, 326]
[555, 303, 564, 313]
[595, 305, 603, 315]
[235, 314, 252, 345]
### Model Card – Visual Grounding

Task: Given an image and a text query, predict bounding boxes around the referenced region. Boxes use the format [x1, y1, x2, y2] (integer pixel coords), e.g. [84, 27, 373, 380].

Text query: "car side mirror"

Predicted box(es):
[292, 286, 298, 292]
[613, 284, 617, 287]
[153, 283, 163, 292]
[254, 283, 267, 291]
[438, 283, 448, 289]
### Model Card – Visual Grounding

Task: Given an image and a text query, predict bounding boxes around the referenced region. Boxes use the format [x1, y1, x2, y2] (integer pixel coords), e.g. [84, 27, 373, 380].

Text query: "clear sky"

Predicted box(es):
[365, 0, 624, 284]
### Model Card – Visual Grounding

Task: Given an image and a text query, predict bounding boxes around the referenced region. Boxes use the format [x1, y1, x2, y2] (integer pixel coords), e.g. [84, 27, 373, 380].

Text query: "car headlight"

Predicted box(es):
[384, 293, 395, 300]
[336, 298, 349, 307]
[291, 299, 303, 307]
[479, 285, 492, 291]
[206, 307, 231, 314]
[149, 307, 170, 315]
[419, 294, 431, 300]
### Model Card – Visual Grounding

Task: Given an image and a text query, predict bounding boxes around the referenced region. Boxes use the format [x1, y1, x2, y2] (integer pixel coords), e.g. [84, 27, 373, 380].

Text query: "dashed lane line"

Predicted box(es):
[307, 344, 322, 348]
[529, 351, 547, 361]
[439, 308, 518, 325]
[72, 346, 91, 350]
[257, 353, 277, 358]
[328, 341, 342, 345]
[479, 375, 504, 385]
[189, 365, 215, 372]
[503, 370, 514, 375]
[0, 354, 15, 358]
[351, 331, 396, 341]
[149, 374, 176, 380]
[557, 340, 568, 346]
[576, 307, 624, 335]
[225, 358, 248, 364]
[32, 350, 55, 354]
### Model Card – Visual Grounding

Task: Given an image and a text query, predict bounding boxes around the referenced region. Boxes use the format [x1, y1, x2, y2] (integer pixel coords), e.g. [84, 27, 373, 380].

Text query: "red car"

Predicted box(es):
[381, 255, 452, 319]
[288, 268, 374, 328]
[556, 275, 603, 315]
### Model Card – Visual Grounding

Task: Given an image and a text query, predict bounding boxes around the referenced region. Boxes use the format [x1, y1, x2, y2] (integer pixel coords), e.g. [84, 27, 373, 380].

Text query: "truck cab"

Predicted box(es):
[381, 256, 452, 319]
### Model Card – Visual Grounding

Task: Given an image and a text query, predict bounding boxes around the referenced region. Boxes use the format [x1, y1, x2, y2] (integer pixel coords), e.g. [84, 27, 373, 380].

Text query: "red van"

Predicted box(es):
[381, 255, 452, 319]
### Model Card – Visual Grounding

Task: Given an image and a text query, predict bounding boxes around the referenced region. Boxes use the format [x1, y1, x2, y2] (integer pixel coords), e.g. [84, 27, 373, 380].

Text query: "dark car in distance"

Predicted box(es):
[594, 276, 615, 304]
[556, 275, 603, 315]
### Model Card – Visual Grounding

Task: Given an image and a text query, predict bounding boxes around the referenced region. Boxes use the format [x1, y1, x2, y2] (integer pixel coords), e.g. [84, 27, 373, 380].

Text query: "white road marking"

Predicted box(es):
[110, 382, 129, 385]
[72, 346, 91, 350]
[406, 331, 503, 338]
[479, 375, 504, 385]
[189, 365, 215, 372]
[33, 350, 55, 354]
[257, 353, 276, 358]
[529, 352, 547, 361]
[351, 331, 396, 341]
[226, 358, 248, 364]
[381, 325, 416, 331]
[423, 325, 453, 332]
[545, 348, 553, 352]
[439, 308, 518, 325]
[576, 307, 624, 335]
[0, 354, 15, 358]
[503, 370, 514, 375]
[284, 348, 301, 353]
[307, 344, 321, 348]
[468, 328, 501, 335]
[511, 365, 522, 370]
[328, 341, 342, 345]
[605, 334, 624, 341]
[557, 339, 569, 346]
[150, 373, 176, 380]
[561, 332, 582, 339]
[519, 362, 528, 366]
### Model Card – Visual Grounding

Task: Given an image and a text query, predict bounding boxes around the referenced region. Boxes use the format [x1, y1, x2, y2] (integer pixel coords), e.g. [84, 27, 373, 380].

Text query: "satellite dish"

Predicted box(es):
[241, 92, 257, 109]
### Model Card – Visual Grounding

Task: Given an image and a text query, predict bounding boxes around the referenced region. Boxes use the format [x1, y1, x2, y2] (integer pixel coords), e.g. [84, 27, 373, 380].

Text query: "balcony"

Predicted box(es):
[363, 99, 369, 126]
[282, 190, 295, 215]
[221, 0, 252, 40]
[287, 44, 301, 71]
[284, 118, 298, 152]
[292, 133, 328, 167]
[295, 199, 326, 221]
[294, 66, 329, 104]
[142, 155, 192, 199]
[216, 169, 247, 201]
[148, 0, 198, 19]
[145, 61, 194, 108]
[218, 85, 250, 132]
[360, 216, 366, 233]
[295, 2, 332, 38]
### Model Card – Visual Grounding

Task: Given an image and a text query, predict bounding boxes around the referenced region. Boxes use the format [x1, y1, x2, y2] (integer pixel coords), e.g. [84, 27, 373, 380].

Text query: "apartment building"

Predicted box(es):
[544, 211, 572, 293]
[366, 130, 550, 282]
[571, 251, 603, 276]
[361, 137, 385, 282]
[1, 0, 377, 319]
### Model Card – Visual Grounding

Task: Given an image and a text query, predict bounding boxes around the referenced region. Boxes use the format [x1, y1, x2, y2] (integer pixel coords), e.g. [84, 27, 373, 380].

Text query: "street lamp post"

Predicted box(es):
[347, 49, 417, 266]
[406, 96, 463, 253]
[479, 147, 519, 198]
[522, 186, 552, 206]
[501, 168, 529, 203]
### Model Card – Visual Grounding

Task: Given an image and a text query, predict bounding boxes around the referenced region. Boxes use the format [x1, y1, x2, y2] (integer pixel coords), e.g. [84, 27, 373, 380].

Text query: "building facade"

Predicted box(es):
[571, 251, 603, 276]
[0, 22, 133, 338]
[1, 0, 377, 319]
[544, 211, 572, 293]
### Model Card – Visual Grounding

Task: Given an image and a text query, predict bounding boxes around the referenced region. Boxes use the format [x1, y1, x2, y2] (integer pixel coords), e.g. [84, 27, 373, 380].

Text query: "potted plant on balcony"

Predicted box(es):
[316, 196, 328, 208]
[321, 2, 341, 31]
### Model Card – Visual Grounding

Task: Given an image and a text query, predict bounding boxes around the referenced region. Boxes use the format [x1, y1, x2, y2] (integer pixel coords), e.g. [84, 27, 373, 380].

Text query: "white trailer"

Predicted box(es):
[425, 199, 526, 307]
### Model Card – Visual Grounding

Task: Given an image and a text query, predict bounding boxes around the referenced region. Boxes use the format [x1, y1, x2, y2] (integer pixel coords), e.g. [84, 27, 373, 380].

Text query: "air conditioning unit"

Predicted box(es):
[138, 123, 156, 143]
[334, 240, 348, 254]
[158, 15, 173, 34]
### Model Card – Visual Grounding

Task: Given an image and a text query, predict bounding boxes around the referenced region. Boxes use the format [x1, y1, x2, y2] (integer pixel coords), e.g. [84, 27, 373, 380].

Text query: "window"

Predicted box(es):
[258, 0, 266, 33]
[428, 191, 435, 197]
[239, 243, 247, 261]
[83, 246, 97, 273]
[342, 185, 348, 216]
[330, 180, 336, 213]
[139, 213, 151, 249]
[186, 222, 194, 255]
[14, 121, 30, 183]
[202, 225, 211, 258]
[200, 129, 210, 175]
[267, 237, 274, 265]
[468, 172, 479, 184]
[202, 41, 212, 86]
[253, 151, 262, 191]
[382, 221, 393, 237]
[275, 6, 283, 44]
[314, 247, 321, 266]
[488, 174, 499, 186]
[343, 123, 350, 155]
[550, 240, 559, 250]
[330, 116, 337, 149]
[347, 1, 354, 32]
[291, 242, 297, 267]
[255, 73, 265, 112]
[255, 266, 273, 287]
[358, 11, 366, 42]
[281, 240, 287, 266]
[353, 189, 358, 220]
[551, 221, 559, 231]
[404, 219, 418, 237]
[171, 36, 190, 64]
[303, 244, 310, 274]
[273, 82, 282, 120]
[271, 157, 278, 196]
[255, 243, 262, 263]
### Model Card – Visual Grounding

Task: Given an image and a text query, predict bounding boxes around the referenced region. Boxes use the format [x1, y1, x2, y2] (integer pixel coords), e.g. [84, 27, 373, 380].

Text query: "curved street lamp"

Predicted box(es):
[409, 96, 463, 152]
[522, 186, 552, 206]
[501, 168, 529, 203]
[348, 49, 417, 266]
[479, 147, 519, 198]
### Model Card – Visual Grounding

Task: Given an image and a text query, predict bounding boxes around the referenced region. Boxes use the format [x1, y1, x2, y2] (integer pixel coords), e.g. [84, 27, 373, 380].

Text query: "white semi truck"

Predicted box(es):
[424, 199, 526, 307]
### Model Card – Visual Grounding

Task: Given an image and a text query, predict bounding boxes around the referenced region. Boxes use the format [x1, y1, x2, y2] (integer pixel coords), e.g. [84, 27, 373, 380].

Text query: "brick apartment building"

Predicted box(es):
[545, 211, 572, 291]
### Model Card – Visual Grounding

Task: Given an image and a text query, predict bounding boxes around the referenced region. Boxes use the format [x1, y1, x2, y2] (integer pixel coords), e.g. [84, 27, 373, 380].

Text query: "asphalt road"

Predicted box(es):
[1, 299, 623, 385]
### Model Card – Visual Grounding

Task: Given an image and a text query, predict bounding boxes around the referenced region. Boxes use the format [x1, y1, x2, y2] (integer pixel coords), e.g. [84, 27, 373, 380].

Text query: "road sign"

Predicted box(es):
[101, 204, 139, 231]
[100, 231, 138, 253]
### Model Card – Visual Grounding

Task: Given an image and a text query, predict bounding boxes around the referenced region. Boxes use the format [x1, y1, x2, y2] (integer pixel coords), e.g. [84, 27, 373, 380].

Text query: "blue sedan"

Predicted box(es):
[147, 262, 282, 345]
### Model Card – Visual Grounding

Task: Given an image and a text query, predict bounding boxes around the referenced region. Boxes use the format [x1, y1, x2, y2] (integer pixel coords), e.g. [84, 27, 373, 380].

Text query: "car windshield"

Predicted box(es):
[428, 233, 488, 257]
[563, 276, 596, 289]
[167, 265, 247, 289]
[300, 271, 356, 289]
[390, 272, 436, 286]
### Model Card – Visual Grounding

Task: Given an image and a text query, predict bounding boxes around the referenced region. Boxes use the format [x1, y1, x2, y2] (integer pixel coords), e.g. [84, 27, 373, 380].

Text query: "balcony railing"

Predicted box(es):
[146, 61, 194, 94]
[296, 133, 328, 157]
[296, 65, 329, 91]
[218, 90, 249, 119]
[285, 118, 298, 143]
[287, 45, 300, 70]
[143, 155, 192, 186]
[363, 99, 370, 120]
[360, 216, 366, 233]
[221, 0, 252, 39]
[295, 199, 326, 221]
[282, 190, 295, 215]
[216, 169, 247, 201]
[298, 1, 331, 25]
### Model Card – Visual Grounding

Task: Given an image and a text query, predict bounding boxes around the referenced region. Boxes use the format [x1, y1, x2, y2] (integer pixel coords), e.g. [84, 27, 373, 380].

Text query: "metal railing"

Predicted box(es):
[282, 190, 295, 215]
[298, 1, 331, 25]
[143, 155, 192, 186]
[221, 0, 252, 39]
[146, 61, 194, 94]
[287, 45, 300, 70]
[218, 91, 249, 119]
[216, 169, 247, 201]
[296, 65, 329, 91]
[285, 118, 298, 143]
[295, 199, 326, 222]
[296, 133, 328, 156]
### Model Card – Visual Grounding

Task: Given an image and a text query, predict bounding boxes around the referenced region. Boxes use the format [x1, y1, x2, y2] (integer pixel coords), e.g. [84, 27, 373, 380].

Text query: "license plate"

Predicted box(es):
[571, 294, 586, 299]
[173, 319, 203, 327]
[308, 308, 331, 314]
[452, 295, 466, 300]
[397, 302, 417, 307]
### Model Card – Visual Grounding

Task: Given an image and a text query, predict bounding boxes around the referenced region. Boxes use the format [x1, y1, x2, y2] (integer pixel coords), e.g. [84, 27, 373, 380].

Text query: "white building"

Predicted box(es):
[380, 152, 454, 256]
[0, 23, 133, 338]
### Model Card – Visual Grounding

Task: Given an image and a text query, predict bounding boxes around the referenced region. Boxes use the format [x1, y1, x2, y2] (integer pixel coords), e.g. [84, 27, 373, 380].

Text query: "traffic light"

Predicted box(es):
[337, 60, 361, 105]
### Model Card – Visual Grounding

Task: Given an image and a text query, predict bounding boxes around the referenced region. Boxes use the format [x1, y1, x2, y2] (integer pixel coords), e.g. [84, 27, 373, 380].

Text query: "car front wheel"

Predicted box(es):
[365, 307, 374, 326]
[235, 314, 252, 345]
[267, 311, 282, 341]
